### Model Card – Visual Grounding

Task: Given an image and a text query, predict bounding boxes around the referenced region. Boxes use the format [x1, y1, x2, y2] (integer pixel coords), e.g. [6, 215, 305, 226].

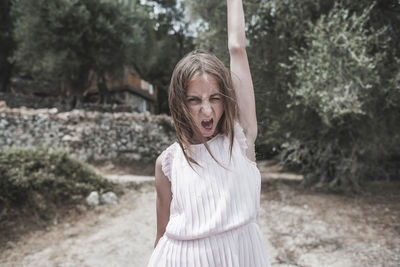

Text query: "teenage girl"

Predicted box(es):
[147, 0, 271, 266]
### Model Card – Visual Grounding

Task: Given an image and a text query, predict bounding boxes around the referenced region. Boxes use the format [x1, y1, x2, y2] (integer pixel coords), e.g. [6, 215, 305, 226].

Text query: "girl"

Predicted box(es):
[147, 0, 271, 266]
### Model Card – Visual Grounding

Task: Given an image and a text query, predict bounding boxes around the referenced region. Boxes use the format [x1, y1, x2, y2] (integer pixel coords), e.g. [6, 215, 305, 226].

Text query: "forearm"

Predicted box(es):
[227, 0, 247, 50]
[154, 235, 162, 249]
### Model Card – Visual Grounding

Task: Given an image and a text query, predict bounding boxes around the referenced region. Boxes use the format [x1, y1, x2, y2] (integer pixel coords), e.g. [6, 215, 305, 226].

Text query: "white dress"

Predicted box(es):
[147, 121, 271, 267]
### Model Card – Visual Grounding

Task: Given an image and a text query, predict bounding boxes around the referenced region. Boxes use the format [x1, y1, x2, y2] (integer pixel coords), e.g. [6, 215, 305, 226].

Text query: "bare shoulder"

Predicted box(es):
[155, 151, 165, 170]
[155, 151, 168, 184]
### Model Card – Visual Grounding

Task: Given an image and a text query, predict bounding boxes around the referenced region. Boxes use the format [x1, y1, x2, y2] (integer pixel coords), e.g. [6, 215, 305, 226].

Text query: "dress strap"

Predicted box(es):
[161, 142, 177, 181]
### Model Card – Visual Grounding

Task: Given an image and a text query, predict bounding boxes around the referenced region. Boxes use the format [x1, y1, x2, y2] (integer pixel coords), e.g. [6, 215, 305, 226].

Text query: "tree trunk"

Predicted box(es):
[0, 60, 12, 93]
[66, 87, 84, 111]
[97, 74, 112, 105]
[0, 0, 13, 93]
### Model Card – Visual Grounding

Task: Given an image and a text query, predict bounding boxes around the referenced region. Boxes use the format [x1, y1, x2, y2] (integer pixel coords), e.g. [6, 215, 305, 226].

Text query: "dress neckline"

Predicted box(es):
[188, 133, 224, 148]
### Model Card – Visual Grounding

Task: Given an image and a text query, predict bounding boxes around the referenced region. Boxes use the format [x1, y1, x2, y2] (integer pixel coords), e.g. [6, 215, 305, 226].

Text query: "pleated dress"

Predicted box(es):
[147, 121, 271, 267]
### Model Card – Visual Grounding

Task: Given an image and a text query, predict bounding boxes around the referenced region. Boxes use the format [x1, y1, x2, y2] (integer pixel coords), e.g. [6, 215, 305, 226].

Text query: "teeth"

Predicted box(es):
[201, 118, 213, 129]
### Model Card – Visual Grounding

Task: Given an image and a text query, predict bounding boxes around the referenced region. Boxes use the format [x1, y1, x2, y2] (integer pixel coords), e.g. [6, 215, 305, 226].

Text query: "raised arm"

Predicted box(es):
[227, 0, 257, 159]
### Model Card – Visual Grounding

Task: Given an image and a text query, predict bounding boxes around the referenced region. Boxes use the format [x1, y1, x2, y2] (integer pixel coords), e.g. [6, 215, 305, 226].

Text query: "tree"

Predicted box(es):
[0, 0, 14, 93]
[281, 2, 400, 189]
[12, 0, 145, 107]
[132, 0, 195, 114]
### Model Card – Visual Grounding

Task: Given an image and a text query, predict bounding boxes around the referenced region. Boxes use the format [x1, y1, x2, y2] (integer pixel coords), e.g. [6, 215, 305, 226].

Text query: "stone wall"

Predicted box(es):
[0, 101, 176, 164]
[0, 92, 144, 113]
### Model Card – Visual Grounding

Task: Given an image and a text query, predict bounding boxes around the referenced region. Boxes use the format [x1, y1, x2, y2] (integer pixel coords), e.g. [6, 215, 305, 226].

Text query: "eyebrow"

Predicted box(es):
[186, 93, 221, 98]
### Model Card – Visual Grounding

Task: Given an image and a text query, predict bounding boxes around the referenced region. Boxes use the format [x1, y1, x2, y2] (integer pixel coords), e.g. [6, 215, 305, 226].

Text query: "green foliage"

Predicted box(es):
[0, 0, 14, 92]
[135, 0, 194, 113]
[189, 0, 400, 190]
[245, 0, 336, 151]
[0, 147, 113, 221]
[11, 0, 145, 95]
[5, 0, 193, 111]
[184, 0, 228, 63]
[185, 0, 335, 149]
[285, 3, 388, 124]
[280, 2, 400, 190]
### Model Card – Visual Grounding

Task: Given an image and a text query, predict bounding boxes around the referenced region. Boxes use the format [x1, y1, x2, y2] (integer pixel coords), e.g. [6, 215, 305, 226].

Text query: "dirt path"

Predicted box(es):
[1, 183, 156, 267]
[258, 180, 400, 266]
[1, 162, 399, 267]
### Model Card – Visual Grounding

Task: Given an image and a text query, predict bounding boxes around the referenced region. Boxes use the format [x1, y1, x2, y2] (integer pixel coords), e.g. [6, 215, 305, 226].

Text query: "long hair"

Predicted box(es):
[168, 49, 238, 170]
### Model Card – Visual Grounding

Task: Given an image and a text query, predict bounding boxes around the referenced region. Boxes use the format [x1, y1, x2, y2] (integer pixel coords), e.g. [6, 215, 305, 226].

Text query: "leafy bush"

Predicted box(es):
[280, 2, 400, 190]
[0, 147, 113, 221]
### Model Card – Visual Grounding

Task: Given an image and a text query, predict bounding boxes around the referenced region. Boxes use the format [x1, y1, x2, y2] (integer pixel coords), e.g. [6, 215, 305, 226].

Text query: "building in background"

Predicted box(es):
[84, 67, 157, 113]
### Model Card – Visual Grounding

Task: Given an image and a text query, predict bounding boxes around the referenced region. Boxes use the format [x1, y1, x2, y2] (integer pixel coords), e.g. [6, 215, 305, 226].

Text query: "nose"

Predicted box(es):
[201, 101, 212, 115]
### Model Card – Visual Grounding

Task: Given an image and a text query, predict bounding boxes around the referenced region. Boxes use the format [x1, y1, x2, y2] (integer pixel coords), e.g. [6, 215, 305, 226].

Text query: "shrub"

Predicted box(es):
[0, 147, 113, 222]
[280, 2, 400, 190]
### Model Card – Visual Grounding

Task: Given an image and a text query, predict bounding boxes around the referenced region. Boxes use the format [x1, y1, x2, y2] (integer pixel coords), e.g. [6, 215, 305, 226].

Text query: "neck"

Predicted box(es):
[190, 132, 218, 144]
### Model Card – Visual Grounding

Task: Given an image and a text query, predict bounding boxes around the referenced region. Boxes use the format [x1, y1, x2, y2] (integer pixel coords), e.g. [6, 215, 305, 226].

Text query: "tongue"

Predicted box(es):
[201, 119, 213, 129]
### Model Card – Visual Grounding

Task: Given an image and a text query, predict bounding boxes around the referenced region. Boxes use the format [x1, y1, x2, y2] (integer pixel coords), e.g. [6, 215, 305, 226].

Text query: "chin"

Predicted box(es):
[200, 126, 215, 137]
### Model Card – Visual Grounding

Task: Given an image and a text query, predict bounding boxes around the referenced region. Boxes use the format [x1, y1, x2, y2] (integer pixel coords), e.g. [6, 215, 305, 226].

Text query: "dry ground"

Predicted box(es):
[0, 161, 399, 267]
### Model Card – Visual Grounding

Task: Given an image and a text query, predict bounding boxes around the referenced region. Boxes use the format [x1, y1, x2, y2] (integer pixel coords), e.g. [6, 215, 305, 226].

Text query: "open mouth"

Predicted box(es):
[201, 118, 213, 131]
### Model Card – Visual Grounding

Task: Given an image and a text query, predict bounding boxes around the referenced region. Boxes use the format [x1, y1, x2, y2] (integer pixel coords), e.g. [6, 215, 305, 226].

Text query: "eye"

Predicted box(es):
[210, 96, 221, 101]
[187, 98, 200, 103]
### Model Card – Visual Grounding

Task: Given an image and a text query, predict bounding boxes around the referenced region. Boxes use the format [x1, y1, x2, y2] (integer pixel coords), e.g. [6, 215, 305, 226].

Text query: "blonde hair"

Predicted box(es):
[168, 49, 238, 169]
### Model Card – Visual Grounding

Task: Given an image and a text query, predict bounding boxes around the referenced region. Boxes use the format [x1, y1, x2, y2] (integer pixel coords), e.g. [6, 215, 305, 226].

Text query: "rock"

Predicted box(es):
[62, 134, 81, 142]
[48, 108, 58, 114]
[0, 100, 7, 109]
[86, 191, 100, 206]
[101, 192, 118, 205]
[0, 119, 9, 128]
[131, 153, 142, 161]
[76, 204, 88, 213]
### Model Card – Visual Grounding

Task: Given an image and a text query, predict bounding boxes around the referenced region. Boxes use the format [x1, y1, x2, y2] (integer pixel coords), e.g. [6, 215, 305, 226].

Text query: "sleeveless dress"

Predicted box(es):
[147, 121, 271, 267]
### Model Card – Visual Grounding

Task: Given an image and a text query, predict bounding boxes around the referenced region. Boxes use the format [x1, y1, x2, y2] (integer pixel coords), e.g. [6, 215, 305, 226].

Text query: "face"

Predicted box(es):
[186, 73, 224, 141]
